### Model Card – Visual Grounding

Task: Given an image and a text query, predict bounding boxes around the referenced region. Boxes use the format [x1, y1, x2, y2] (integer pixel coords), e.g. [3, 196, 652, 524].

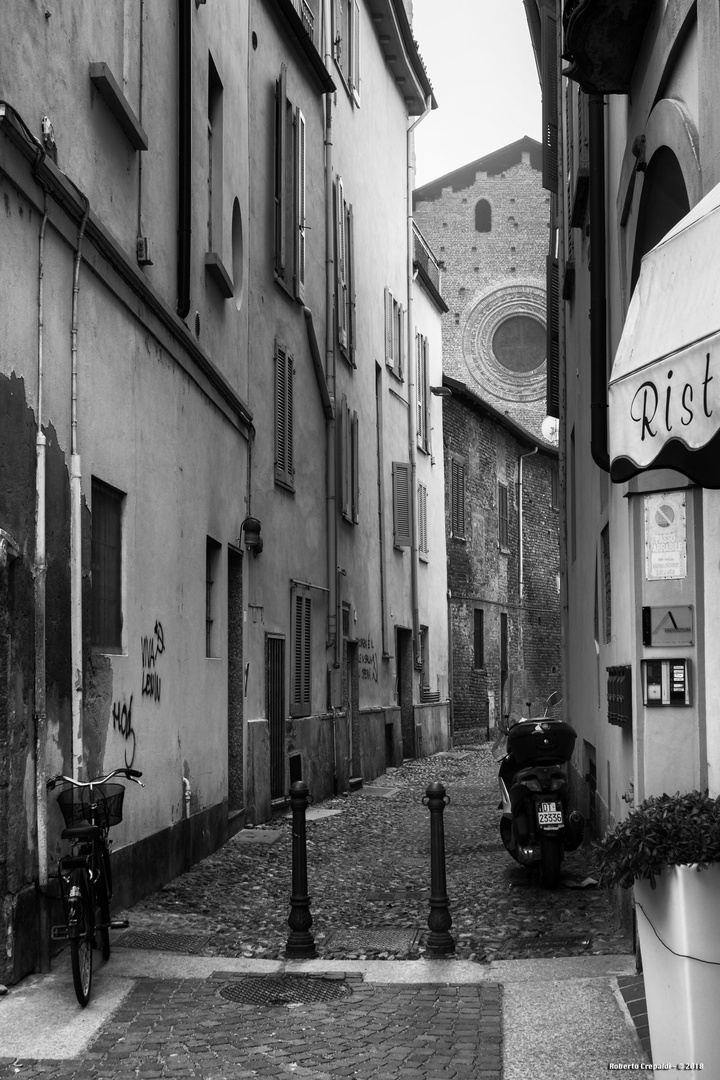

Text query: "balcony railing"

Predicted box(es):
[291, 0, 315, 45]
[413, 223, 441, 295]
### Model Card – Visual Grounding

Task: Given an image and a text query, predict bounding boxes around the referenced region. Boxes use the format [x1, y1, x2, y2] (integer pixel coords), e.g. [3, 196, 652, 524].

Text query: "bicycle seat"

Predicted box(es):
[61, 823, 102, 841]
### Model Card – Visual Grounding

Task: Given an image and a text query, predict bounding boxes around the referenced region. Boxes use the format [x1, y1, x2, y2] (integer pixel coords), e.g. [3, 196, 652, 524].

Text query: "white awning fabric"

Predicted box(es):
[609, 180, 720, 487]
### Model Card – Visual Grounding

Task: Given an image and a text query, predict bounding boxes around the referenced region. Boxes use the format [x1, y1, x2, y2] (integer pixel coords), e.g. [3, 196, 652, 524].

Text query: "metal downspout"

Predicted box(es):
[407, 98, 432, 667]
[70, 198, 90, 780]
[177, 0, 191, 318]
[589, 93, 610, 472]
[323, 5, 338, 675]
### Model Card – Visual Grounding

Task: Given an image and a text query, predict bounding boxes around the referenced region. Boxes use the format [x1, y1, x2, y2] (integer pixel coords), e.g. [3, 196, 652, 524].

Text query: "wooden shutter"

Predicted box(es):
[336, 177, 348, 349]
[392, 461, 411, 547]
[384, 287, 394, 366]
[275, 64, 287, 275]
[546, 254, 560, 418]
[340, 395, 350, 518]
[275, 342, 294, 487]
[541, 6, 558, 193]
[418, 481, 428, 556]
[295, 108, 306, 301]
[352, 410, 359, 523]
[347, 202, 355, 364]
[451, 460, 465, 538]
[498, 482, 509, 548]
[351, 0, 361, 105]
[291, 590, 311, 716]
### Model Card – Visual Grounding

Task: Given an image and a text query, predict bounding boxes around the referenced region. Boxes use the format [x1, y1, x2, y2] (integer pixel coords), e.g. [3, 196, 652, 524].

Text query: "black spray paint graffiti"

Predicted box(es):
[358, 635, 378, 682]
[141, 620, 165, 702]
[112, 694, 136, 768]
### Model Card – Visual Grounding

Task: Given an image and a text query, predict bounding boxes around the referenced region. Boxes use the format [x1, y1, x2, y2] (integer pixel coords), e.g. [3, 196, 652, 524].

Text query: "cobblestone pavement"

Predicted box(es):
[0, 744, 636, 1079]
[118, 744, 630, 963]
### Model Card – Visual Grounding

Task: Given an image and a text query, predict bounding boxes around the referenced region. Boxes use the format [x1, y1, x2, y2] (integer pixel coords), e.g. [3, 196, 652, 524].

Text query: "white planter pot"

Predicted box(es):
[634, 862, 720, 1064]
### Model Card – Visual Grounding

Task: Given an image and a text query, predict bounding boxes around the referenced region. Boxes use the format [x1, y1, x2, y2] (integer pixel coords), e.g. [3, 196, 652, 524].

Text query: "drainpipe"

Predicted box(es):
[407, 97, 432, 666]
[323, 7, 338, 673]
[177, 0, 191, 318]
[70, 197, 90, 779]
[35, 181, 51, 971]
[518, 446, 538, 601]
[588, 93, 610, 472]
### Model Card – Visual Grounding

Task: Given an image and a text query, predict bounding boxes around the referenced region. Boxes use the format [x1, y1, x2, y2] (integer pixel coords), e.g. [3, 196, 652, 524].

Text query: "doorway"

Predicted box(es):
[396, 627, 414, 758]
[266, 634, 286, 801]
[227, 549, 244, 813]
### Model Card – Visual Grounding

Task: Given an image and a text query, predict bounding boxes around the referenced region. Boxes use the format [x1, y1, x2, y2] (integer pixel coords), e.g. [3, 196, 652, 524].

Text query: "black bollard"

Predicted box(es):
[285, 780, 317, 958]
[423, 781, 455, 956]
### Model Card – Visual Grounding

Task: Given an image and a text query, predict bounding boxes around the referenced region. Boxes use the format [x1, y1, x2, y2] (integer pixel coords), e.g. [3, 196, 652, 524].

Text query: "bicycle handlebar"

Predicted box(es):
[47, 767, 144, 791]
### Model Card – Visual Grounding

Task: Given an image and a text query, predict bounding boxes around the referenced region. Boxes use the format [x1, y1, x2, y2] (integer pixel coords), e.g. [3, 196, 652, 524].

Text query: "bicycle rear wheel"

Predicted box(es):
[69, 870, 93, 1006]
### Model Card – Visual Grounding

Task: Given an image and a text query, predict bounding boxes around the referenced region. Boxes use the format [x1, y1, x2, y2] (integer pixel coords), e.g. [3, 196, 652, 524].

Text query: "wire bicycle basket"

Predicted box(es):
[57, 783, 125, 829]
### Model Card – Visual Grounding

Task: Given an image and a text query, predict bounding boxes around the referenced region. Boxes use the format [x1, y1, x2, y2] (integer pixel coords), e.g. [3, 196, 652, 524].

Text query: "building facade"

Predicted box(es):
[414, 141, 561, 741]
[535, 0, 720, 875]
[0, 0, 449, 986]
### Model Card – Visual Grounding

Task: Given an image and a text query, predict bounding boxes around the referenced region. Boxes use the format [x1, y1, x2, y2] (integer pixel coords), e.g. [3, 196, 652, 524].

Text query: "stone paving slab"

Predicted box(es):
[0, 976, 503, 1080]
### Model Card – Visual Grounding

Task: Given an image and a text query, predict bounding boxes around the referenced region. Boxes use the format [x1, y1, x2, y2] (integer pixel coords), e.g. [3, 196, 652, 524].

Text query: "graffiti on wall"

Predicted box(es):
[358, 636, 378, 683]
[141, 620, 165, 702]
[112, 694, 136, 768]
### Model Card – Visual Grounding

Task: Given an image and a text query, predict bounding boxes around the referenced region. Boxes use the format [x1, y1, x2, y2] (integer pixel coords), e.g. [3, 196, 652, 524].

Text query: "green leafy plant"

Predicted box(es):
[595, 790, 720, 890]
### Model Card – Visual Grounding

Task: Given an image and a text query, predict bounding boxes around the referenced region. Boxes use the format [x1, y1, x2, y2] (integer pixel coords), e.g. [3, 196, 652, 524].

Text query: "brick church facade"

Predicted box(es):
[414, 138, 562, 740]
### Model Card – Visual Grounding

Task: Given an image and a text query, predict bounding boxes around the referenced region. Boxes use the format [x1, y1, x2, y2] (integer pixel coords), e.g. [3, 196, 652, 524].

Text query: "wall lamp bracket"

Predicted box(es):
[240, 517, 263, 557]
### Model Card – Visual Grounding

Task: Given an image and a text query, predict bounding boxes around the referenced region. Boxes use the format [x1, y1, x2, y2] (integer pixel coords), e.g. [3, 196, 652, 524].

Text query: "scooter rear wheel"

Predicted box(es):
[539, 834, 562, 889]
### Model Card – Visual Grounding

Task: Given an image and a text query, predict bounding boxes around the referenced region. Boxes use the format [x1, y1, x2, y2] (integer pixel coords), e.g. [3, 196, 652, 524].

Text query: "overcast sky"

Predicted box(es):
[411, 0, 542, 187]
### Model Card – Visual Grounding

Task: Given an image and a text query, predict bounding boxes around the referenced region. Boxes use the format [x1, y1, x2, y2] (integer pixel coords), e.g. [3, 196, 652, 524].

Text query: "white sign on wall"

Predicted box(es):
[644, 492, 687, 580]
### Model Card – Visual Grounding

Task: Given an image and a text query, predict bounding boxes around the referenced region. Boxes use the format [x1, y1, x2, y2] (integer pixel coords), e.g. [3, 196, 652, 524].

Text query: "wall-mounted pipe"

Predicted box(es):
[177, 0, 192, 318]
[70, 197, 90, 780]
[323, 11, 338, 673]
[589, 93, 610, 472]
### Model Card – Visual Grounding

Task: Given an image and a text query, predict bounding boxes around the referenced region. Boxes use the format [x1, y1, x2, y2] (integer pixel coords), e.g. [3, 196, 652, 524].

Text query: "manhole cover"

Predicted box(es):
[219, 975, 352, 1006]
[113, 930, 211, 954]
[323, 928, 419, 952]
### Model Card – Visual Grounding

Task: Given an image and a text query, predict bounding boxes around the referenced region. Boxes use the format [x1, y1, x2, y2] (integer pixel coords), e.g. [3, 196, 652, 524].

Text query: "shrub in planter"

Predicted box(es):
[595, 789, 720, 890]
[595, 790, 720, 1064]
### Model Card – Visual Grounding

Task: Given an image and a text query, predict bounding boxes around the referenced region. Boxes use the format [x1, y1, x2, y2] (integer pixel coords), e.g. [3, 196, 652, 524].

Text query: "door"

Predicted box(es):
[266, 635, 286, 801]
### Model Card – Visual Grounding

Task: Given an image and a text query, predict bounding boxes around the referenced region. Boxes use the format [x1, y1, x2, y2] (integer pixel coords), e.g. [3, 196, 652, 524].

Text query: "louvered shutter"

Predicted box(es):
[291, 590, 311, 716]
[451, 460, 465, 538]
[295, 108, 306, 301]
[347, 202, 355, 364]
[352, 410, 359, 523]
[336, 178, 348, 349]
[392, 462, 411, 547]
[418, 482, 428, 556]
[416, 333, 423, 438]
[546, 255, 560, 418]
[275, 64, 287, 275]
[351, 0, 361, 105]
[275, 342, 294, 487]
[541, 7, 558, 193]
[384, 288, 394, 365]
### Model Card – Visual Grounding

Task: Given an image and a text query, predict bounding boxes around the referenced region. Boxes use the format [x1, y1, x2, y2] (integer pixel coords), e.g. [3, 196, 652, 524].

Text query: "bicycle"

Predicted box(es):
[47, 766, 144, 1006]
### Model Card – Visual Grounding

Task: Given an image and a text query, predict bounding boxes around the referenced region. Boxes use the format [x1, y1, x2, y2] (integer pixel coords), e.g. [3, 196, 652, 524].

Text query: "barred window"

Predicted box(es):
[91, 478, 124, 653]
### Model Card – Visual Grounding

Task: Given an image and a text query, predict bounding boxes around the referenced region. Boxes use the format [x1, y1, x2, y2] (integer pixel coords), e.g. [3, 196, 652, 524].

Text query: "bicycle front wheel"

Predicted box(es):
[68, 870, 93, 1006]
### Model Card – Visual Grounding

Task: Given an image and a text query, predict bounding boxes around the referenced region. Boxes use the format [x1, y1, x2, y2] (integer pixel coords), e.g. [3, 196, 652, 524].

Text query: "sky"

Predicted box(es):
[410, 0, 542, 187]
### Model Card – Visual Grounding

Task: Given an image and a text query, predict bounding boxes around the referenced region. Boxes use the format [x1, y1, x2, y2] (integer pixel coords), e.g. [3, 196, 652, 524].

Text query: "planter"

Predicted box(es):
[634, 862, 720, 1063]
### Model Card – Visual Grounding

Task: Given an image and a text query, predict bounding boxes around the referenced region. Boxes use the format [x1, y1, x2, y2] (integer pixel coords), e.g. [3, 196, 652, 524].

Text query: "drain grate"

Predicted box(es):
[113, 930, 212, 954]
[323, 927, 419, 952]
[219, 975, 352, 1007]
[495, 933, 592, 959]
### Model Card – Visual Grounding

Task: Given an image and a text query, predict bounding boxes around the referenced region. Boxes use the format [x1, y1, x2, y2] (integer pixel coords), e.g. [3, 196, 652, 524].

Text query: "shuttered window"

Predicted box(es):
[473, 608, 484, 670]
[291, 588, 312, 717]
[416, 333, 430, 452]
[418, 481, 428, 559]
[541, 6, 558, 193]
[498, 482, 509, 548]
[340, 395, 360, 523]
[392, 461, 411, 547]
[384, 287, 404, 378]
[274, 65, 306, 299]
[335, 178, 355, 363]
[451, 460, 465, 539]
[91, 478, 124, 652]
[546, 253, 560, 418]
[333, 0, 361, 105]
[275, 341, 294, 490]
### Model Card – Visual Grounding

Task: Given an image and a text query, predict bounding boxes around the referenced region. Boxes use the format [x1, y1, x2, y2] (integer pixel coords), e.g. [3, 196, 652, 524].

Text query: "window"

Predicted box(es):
[335, 178, 355, 362]
[291, 587, 312, 716]
[274, 64, 306, 300]
[207, 55, 223, 254]
[275, 341, 294, 489]
[416, 333, 430, 452]
[451, 460, 465, 539]
[474, 199, 491, 232]
[419, 625, 430, 688]
[601, 524, 612, 644]
[91, 478, 124, 652]
[384, 287, 404, 379]
[418, 481, 428, 559]
[392, 461, 411, 548]
[206, 537, 222, 657]
[473, 608, 484, 669]
[340, 395, 359, 522]
[333, 0, 361, 104]
[498, 482, 509, 548]
[551, 466, 559, 509]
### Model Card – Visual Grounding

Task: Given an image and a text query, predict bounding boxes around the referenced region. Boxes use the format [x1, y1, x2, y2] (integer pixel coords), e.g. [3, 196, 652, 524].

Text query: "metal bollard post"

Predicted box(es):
[285, 780, 317, 958]
[423, 781, 455, 956]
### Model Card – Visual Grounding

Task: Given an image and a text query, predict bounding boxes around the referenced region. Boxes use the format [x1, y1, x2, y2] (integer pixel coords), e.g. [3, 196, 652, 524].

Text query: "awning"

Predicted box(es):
[609, 180, 720, 487]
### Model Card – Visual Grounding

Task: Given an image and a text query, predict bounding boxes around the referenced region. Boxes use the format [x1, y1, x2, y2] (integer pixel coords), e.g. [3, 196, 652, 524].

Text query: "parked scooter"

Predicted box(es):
[493, 692, 584, 888]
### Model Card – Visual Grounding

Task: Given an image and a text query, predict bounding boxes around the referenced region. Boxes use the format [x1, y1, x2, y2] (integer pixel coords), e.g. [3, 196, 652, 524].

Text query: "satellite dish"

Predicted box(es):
[541, 416, 559, 443]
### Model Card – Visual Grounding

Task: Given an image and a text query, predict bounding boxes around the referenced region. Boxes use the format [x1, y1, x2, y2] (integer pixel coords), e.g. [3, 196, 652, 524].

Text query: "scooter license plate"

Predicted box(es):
[537, 801, 563, 826]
